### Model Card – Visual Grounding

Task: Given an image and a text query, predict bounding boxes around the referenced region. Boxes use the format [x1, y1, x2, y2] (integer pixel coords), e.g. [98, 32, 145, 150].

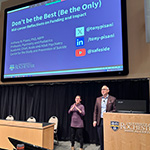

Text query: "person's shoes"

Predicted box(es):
[71, 146, 75, 150]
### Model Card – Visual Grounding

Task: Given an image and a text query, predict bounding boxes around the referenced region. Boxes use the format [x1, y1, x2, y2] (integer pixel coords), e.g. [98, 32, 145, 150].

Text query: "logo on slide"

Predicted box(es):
[9, 63, 35, 71]
[76, 37, 84, 47]
[76, 27, 85, 37]
[9, 65, 15, 71]
[75, 49, 86, 57]
[110, 121, 119, 131]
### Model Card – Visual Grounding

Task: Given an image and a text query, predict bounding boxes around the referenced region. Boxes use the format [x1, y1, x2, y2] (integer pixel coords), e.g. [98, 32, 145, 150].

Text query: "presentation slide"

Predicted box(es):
[3, 0, 126, 79]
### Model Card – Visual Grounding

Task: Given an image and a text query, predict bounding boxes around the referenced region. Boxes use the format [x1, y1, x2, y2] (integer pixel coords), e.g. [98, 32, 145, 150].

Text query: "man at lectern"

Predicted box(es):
[93, 85, 116, 150]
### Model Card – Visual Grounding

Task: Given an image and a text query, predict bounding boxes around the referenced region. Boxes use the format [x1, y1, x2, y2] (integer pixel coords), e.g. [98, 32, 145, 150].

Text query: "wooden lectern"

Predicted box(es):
[103, 112, 150, 150]
[0, 120, 54, 150]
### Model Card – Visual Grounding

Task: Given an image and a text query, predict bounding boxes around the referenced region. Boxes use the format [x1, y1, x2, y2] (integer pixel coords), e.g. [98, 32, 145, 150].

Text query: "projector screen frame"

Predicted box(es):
[1, 0, 129, 82]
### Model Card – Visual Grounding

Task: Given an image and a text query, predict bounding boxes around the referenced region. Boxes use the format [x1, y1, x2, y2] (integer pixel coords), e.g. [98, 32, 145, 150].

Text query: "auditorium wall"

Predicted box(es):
[0, 0, 150, 84]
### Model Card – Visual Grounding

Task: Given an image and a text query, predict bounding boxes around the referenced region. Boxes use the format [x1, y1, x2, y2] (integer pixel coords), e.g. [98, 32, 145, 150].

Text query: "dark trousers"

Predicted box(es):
[97, 119, 104, 150]
[70, 127, 83, 148]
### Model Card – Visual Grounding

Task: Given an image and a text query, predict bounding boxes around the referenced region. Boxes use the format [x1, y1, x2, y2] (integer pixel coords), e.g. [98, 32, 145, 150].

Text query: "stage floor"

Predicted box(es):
[54, 141, 100, 150]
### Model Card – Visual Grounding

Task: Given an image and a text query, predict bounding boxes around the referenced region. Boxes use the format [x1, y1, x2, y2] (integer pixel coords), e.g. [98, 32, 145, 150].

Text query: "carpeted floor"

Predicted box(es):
[53, 141, 100, 150]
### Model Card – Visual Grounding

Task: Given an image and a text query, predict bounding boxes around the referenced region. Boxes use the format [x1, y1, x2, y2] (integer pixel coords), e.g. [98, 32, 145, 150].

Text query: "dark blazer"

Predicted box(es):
[93, 95, 116, 125]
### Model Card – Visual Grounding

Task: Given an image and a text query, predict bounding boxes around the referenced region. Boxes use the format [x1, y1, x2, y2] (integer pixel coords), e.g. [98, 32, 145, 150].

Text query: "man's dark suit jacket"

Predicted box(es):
[93, 95, 116, 125]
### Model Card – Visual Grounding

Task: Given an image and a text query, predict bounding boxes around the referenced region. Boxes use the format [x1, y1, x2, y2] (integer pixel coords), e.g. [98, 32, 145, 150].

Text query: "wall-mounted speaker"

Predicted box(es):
[144, 0, 150, 43]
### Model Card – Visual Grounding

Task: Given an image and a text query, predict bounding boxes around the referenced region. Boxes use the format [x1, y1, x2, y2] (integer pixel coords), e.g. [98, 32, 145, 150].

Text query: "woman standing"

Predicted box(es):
[68, 95, 85, 150]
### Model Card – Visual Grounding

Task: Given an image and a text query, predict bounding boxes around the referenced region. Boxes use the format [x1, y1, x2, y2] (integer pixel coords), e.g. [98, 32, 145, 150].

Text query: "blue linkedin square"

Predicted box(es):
[76, 37, 84, 47]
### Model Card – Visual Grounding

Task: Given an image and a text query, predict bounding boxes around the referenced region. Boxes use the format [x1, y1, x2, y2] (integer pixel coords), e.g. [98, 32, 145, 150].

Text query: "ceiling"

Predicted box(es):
[0, 0, 7, 11]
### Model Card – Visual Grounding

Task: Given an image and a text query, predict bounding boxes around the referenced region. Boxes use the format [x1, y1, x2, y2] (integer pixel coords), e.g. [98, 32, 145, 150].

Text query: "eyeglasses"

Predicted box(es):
[101, 89, 108, 91]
